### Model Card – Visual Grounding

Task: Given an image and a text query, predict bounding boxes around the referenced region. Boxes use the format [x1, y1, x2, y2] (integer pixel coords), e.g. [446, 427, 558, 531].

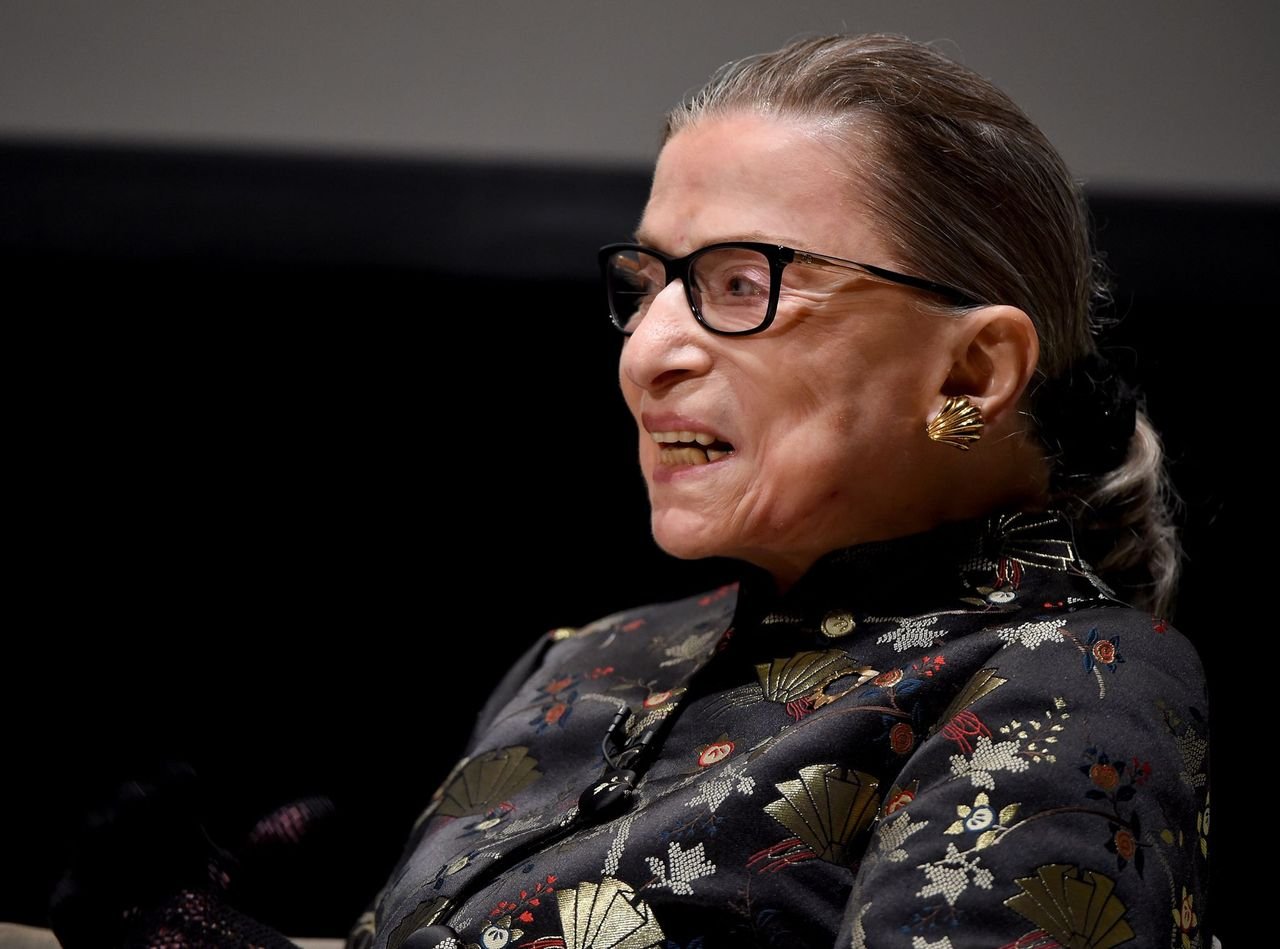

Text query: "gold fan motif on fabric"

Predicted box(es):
[434, 746, 542, 818]
[763, 764, 881, 866]
[755, 649, 875, 708]
[990, 511, 1080, 571]
[934, 668, 1007, 731]
[1004, 864, 1134, 949]
[384, 896, 452, 949]
[555, 876, 666, 949]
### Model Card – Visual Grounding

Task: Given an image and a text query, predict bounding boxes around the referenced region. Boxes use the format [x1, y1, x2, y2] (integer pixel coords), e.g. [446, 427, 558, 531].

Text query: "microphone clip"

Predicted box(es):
[578, 705, 655, 823]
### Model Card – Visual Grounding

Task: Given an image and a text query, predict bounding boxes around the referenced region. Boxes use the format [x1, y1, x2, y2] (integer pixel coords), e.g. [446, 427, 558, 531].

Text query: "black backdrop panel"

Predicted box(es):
[2, 139, 1265, 938]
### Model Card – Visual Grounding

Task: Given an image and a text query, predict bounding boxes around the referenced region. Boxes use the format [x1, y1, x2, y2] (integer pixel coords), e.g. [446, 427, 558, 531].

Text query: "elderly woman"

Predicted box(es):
[357, 34, 1208, 949]
[49, 33, 1209, 949]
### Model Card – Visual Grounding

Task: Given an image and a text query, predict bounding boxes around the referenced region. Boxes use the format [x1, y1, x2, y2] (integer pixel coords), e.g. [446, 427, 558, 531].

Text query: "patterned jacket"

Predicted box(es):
[365, 510, 1210, 949]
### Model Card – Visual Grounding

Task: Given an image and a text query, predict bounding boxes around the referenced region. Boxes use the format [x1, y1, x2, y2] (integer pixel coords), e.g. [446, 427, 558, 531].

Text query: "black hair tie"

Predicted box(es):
[1034, 351, 1139, 480]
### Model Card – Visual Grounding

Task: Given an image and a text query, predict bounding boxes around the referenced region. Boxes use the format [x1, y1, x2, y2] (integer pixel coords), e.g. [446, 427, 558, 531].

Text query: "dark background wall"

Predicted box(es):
[2, 141, 1267, 941]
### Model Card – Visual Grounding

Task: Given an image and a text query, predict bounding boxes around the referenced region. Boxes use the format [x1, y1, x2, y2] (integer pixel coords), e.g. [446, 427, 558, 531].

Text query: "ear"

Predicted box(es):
[939, 305, 1039, 429]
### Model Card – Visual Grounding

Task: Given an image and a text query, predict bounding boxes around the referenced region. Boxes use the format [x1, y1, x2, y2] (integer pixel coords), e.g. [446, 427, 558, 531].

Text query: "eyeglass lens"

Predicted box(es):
[606, 247, 774, 334]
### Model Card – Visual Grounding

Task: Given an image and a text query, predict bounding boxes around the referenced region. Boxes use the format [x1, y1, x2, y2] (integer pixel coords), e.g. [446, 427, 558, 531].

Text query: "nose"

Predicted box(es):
[618, 279, 715, 395]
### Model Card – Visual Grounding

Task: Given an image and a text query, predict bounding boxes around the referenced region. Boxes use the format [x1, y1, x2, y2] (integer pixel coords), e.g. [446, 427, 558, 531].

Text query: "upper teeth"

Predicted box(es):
[650, 430, 719, 445]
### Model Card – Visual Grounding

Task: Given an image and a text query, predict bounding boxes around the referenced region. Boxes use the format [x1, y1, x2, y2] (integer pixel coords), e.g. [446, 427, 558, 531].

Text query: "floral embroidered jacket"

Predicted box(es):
[363, 511, 1210, 949]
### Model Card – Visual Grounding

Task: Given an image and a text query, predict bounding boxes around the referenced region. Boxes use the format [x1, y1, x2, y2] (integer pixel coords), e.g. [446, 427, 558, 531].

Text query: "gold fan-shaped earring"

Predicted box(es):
[926, 396, 984, 450]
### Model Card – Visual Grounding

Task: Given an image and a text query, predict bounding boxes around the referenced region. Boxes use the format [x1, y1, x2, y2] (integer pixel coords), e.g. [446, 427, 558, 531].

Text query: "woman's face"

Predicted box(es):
[618, 112, 973, 586]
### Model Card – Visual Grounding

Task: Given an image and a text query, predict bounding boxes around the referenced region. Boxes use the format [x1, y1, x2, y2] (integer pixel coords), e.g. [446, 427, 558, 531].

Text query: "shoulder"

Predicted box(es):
[547, 582, 740, 643]
[944, 601, 1209, 817]
[528, 582, 741, 673]
[468, 583, 740, 743]
[976, 601, 1206, 704]
[849, 602, 1210, 947]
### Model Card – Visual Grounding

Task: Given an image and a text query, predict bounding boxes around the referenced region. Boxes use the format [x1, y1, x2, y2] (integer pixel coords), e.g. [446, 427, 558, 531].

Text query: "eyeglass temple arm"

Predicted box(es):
[790, 250, 979, 306]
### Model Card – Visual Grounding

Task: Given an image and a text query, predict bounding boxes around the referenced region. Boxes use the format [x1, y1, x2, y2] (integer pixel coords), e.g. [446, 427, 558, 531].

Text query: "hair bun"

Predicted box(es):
[1034, 351, 1139, 479]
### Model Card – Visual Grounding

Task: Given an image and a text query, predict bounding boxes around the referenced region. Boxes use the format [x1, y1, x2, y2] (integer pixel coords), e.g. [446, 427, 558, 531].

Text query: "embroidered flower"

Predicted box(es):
[1102, 812, 1145, 876]
[480, 916, 523, 948]
[1197, 790, 1210, 859]
[964, 805, 994, 832]
[1081, 749, 1139, 805]
[889, 723, 915, 755]
[462, 802, 515, 837]
[697, 740, 734, 767]
[1113, 828, 1136, 860]
[544, 675, 575, 695]
[912, 655, 947, 677]
[884, 786, 916, 815]
[1083, 627, 1124, 673]
[1090, 763, 1120, 791]
[531, 676, 579, 732]
[874, 668, 904, 688]
[1131, 757, 1153, 786]
[543, 703, 569, 727]
[945, 792, 1020, 848]
[486, 875, 555, 931]
[1173, 886, 1198, 949]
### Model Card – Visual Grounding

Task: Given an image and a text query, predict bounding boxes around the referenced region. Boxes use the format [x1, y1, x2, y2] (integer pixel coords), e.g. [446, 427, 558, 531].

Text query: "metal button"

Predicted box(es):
[820, 610, 857, 638]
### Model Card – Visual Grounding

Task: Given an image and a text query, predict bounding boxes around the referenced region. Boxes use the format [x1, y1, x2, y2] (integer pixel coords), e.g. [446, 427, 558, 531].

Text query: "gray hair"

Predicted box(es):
[664, 33, 1181, 617]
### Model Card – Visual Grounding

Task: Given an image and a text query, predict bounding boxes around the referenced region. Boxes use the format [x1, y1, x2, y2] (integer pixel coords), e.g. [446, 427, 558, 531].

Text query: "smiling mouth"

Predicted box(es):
[650, 430, 736, 465]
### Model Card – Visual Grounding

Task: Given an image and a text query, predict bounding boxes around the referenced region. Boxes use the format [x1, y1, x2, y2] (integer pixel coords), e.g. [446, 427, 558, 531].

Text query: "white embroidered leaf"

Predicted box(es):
[916, 842, 995, 907]
[949, 736, 1032, 789]
[994, 619, 1067, 650]
[872, 614, 946, 652]
[645, 841, 717, 896]
[877, 812, 929, 863]
[912, 937, 955, 949]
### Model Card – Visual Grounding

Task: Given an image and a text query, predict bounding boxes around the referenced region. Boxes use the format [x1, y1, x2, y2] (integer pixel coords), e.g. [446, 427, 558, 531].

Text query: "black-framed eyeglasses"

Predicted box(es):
[599, 240, 981, 336]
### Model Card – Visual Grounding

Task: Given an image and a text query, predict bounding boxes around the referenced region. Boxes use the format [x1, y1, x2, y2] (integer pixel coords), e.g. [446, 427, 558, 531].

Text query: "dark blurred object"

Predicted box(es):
[48, 763, 313, 948]
[48, 764, 224, 946]
[2, 138, 1269, 940]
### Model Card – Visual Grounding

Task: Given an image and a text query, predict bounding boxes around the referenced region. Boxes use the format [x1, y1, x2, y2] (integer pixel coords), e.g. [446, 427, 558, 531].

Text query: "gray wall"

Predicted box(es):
[1, 0, 1276, 196]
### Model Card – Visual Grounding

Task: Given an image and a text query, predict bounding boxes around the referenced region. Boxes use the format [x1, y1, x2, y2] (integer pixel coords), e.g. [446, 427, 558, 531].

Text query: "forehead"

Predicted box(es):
[637, 112, 889, 262]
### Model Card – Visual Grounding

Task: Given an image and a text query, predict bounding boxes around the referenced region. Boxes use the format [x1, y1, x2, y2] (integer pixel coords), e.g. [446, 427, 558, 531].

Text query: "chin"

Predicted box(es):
[649, 509, 731, 562]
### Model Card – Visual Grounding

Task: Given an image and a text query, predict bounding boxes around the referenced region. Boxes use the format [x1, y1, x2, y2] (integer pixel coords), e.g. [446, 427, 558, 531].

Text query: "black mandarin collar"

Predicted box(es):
[725, 509, 1083, 648]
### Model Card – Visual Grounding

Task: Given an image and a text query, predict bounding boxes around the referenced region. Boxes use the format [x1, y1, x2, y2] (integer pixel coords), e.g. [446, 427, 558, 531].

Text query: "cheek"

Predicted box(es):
[618, 371, 643, 423]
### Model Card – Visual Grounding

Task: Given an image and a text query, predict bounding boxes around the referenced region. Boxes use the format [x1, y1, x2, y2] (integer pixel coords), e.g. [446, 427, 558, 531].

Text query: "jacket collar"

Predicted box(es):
[726, 509, 1087, 649]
